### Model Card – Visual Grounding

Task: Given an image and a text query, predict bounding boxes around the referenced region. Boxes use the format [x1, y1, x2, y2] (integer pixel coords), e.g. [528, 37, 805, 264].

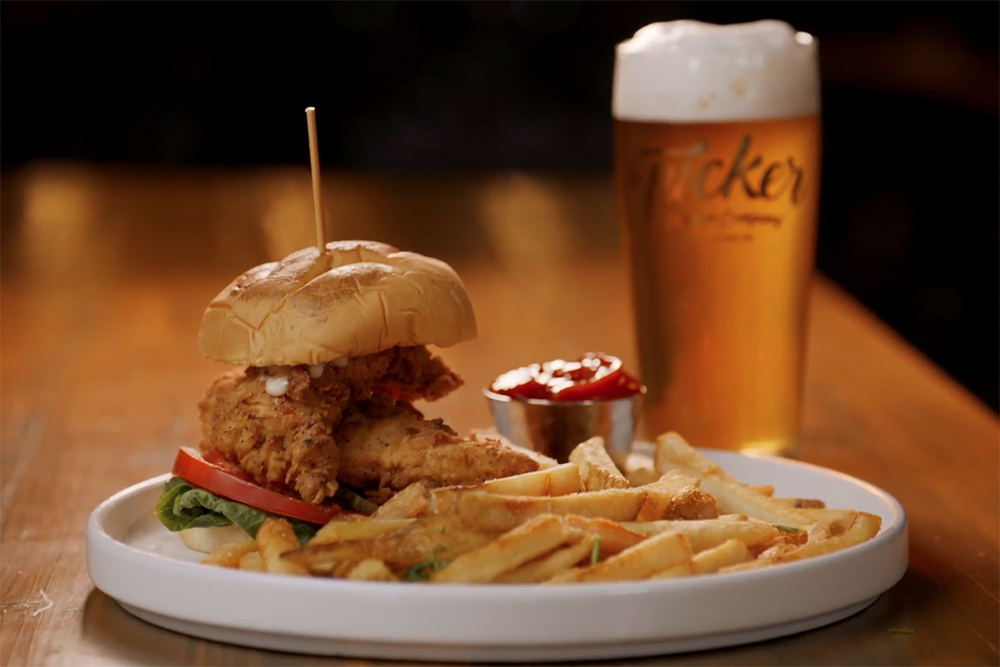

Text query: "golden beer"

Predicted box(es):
[613, 21, 821, 455]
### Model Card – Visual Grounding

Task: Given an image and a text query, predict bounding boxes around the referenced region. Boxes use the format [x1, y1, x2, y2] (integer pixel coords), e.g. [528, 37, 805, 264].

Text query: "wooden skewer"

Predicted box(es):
[305, 107, 326, 251]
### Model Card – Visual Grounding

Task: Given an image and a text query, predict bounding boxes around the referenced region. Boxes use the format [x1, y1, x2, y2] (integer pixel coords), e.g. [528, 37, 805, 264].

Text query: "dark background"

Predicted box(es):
[2, 1, 998, 411]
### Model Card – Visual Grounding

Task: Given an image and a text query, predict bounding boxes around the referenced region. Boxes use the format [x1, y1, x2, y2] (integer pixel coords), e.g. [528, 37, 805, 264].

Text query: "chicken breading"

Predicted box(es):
[334, 399, 541, 502]
[198, 346, 463, 504]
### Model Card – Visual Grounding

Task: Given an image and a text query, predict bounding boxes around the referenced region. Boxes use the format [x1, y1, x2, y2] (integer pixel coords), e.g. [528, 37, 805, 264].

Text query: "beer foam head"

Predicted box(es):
[613, 20, 820, 122]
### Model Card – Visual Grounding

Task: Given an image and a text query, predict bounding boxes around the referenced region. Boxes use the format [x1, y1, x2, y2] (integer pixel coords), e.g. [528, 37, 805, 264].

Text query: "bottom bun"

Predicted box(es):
[179, 525, 250, 553]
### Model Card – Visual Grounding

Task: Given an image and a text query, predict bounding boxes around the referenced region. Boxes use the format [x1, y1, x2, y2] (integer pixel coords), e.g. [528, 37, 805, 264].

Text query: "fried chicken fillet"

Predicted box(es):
[198, 345, 538, 504]
[335, 398, 539, 503]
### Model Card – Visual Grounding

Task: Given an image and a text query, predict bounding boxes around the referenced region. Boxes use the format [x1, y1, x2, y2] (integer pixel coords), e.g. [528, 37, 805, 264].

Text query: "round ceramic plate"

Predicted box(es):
[86, 448, 908, 663]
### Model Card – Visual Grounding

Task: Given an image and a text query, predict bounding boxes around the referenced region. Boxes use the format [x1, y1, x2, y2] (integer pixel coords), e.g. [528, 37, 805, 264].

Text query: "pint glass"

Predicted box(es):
[613, 21, 821, 455]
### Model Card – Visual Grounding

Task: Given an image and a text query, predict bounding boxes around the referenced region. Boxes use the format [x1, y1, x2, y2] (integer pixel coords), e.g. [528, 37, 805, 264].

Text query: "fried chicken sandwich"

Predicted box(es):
[156, 240, 540, 552]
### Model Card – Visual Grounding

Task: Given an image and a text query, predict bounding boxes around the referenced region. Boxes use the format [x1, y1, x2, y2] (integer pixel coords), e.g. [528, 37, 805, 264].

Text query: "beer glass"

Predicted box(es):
[613, 20, 821, 455]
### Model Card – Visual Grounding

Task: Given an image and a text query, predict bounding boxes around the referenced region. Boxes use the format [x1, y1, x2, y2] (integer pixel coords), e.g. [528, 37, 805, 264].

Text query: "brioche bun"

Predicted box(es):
[199, 240, 478, 366]
[178, 525, 250, 553]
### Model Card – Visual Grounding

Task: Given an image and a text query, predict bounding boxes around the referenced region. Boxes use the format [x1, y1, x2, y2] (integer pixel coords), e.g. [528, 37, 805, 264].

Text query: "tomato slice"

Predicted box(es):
[171, 447, 348, 525]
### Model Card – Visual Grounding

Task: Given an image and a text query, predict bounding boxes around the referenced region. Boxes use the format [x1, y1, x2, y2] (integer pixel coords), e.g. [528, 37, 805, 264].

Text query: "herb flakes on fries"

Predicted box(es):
[199, 432, 882, 584]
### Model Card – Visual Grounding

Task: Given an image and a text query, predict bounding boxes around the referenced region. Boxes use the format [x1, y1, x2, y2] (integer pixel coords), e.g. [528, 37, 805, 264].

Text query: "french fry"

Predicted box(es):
[330, 560, 370, 578]
[750, 485, 775, 496]
[547, 567, 585, 583]
[624, 452, 662, 487]
[432, 515, 570, 584]
[258, 519, 310, 576]
[772, 497, 827, 509]
[799, 508, 858, 534]
[310, 519, 414, 546]
[626, 466, 661, 487]
[754, 525, 809, 556]
[651, 561, 693, 580]
[239, 550, 264, 572]
[551, 530, 692, 584]
[691, 539, 753, 574]
[432, 488, 647, 532]
[622, 517, 780, 553]
[286, 515, 494, 574]
[496, 535, 598, 584]
[696, 475, 816, 527]
[723, 512, 882, 573]
[372, 482, 430, 519]
[637, 469, 718, 521]
[805, 521, 832, 542]
[201, 540, 258, 569]
[564, 516, 646, 555]
[654, 433, 822, 528]
[369, 516, 497, 568]
[718, 559, 774, 573]
[347, 559, 398, 582]
[569, 437, 630, 491]
[479, 463, 582, 497]
[756, 542, 801, 561]
[653, 432, 743, 485]
[770, 512, 881, 563]
[282, 542, 371, 576]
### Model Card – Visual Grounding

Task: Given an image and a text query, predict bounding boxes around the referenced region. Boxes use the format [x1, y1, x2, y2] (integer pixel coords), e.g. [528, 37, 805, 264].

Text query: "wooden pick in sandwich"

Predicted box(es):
[305, 107, 326, 252]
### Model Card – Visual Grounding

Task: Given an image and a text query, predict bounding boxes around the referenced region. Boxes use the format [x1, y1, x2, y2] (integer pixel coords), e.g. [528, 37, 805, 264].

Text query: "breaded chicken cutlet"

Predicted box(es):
[198, 345, 538, 504]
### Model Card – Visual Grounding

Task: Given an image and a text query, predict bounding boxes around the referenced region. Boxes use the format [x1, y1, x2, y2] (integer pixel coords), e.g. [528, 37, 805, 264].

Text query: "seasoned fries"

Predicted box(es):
[431, 488, 647, 532]
[637, 469, 718, 521]
[651, 562, 693, 580]
[210, 432, 883, 585]
[626, 466, 661, 487]
[432, 515, 570, 583]
[569, 437, 630, 491]
[691, 539, 753, 574]
[480, 463, 582, 497]
[310, 519, 414, 546]
[622, 517, 781, 553]
[694, 475, 815, 527]
[654, 432, 744, 485]
[550, 531, 692, 584]
[238, 550, 264, 572]
[496, 536, 598, 584]
[202, 540, 258, 569]
[257, 519, 310, 576]
[372, 482, 430, 519]
[564, 516, 645, 555]
[347, 559, 398, 582]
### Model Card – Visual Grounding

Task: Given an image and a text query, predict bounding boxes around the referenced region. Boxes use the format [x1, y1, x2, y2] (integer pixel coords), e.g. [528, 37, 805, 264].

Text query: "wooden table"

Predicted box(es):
[1, 164, 996, 666]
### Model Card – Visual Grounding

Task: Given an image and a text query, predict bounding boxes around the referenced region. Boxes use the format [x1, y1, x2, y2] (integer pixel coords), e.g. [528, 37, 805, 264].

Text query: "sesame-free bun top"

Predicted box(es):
[199, 240, 478, 366]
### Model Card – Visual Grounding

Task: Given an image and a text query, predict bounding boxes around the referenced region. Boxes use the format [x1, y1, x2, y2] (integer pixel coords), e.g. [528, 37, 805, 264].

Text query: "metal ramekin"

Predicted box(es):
[483, 386, 645, 466]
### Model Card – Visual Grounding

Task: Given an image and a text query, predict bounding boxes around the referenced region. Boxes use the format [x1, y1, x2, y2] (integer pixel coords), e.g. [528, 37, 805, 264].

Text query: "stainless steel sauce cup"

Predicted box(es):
[483, 387, 645, 465]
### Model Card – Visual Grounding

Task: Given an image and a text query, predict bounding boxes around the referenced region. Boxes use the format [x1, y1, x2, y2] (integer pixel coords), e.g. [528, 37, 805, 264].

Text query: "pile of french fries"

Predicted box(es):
[202, 432, 882, 584]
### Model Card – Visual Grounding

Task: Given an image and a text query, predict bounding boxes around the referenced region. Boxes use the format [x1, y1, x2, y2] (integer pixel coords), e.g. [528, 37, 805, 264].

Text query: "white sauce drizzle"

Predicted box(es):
[261, 359, 347, 397]
[265, 375, 289, 397]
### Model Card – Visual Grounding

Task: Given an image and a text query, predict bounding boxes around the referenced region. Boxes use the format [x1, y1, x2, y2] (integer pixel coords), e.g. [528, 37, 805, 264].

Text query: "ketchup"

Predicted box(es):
[489, 353, 644, 402]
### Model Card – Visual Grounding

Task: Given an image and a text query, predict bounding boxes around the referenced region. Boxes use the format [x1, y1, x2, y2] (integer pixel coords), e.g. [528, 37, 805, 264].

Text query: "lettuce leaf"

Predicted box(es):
[154, 477, 317, 545]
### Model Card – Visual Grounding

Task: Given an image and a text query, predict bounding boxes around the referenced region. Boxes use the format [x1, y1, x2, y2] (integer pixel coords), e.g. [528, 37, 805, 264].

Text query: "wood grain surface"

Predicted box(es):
[1, 165, 996, 666]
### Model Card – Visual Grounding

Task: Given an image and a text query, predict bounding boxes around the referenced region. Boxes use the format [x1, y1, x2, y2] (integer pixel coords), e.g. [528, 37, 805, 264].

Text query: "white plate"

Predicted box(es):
[86, 448, 908, 663]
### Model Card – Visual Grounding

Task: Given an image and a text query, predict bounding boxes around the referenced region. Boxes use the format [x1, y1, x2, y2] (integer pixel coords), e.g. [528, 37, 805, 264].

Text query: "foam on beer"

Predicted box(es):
[613, 20, 819, 122]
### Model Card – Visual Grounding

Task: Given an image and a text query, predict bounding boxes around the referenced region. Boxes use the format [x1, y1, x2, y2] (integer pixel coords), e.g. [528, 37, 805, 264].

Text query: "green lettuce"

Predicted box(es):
[154, 477, 318, 545]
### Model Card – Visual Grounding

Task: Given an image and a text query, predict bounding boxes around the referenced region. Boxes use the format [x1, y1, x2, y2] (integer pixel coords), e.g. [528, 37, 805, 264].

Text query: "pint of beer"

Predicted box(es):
[613, 21, 821, 455]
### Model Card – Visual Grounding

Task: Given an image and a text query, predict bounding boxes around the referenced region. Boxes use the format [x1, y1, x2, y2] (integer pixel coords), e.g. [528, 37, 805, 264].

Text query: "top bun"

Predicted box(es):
[199, 240, 478, 366]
